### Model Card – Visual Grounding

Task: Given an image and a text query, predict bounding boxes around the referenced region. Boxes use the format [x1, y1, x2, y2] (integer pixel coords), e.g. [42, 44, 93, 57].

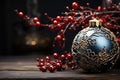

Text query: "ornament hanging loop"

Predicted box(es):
[89, 19, 102, 27]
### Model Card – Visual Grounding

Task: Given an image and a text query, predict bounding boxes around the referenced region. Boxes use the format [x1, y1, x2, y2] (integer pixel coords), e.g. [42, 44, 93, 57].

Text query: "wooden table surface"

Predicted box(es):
[0, 54, 120, 80]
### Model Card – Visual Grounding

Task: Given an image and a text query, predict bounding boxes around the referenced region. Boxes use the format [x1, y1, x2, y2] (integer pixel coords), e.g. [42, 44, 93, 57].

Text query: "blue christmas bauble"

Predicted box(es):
[71, 19, 120, 72]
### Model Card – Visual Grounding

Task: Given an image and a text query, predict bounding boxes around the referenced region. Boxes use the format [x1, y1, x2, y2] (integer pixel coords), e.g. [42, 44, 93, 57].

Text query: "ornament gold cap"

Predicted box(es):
[89, 19, 102, 27]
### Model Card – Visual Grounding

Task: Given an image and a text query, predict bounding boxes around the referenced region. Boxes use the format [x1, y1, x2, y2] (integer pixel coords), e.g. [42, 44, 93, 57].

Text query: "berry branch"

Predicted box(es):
[15, 1, 120, 72]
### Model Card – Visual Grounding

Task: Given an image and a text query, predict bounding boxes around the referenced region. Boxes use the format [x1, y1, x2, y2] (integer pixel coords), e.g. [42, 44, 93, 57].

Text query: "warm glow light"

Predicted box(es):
[31, 40, 37, 46]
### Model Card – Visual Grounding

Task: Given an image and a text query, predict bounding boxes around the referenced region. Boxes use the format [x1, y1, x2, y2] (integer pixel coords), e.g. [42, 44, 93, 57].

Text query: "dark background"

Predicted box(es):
[1, 0, 119, 55]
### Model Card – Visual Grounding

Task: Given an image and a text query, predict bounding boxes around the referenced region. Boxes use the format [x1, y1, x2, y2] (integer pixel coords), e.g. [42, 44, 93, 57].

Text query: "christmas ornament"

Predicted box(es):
[71, 19, 120, 72]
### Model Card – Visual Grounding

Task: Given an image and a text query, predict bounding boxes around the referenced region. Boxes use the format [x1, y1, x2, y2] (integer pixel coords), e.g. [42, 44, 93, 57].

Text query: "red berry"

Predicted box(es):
[39, 59, 44, 63]
[66, 53, 73, 60]
[55, 35, 63, 41]
[68, 16, 74, 22]
[60, 29, 64, 34]
[44, 13, 48, 16]
[106, 22, 112, 26]
[48, 65, 55, 72]
[56, 23, 62, 29]
[86, 3, 90, 6]
[72, 2, 79, 9]
[66, 6, 69, 10]
[33, 17, 39, 22]
[105, 14, 110, 19]
[39, 62, 44, 67]
[46, 62, 50, 68]
[60, 54, 66, 60]
[18, 12, 24, 17]
[35, 21, 41, 27]
[40, 66, 47, 72]
[53, 53, 59, 59]
[56, 16, 61, 21]
[112, 6, 115, 9]
[45, 56, 50, 62]
[98, 6, 102, 11]
[53, 20, 58, 25]
[56, 62, 62, 71]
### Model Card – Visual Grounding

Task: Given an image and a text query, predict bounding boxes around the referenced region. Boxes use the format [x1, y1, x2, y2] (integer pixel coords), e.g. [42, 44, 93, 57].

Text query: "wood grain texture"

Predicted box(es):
[0, 54, 120, 80]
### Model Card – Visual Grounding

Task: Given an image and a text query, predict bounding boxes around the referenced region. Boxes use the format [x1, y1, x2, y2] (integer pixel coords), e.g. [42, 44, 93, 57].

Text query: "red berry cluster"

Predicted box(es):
[15, 9, 41, 27]
[39, 1, 120, 47]
[15, 1, 120, 52]
[36, 52, 77, 72]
